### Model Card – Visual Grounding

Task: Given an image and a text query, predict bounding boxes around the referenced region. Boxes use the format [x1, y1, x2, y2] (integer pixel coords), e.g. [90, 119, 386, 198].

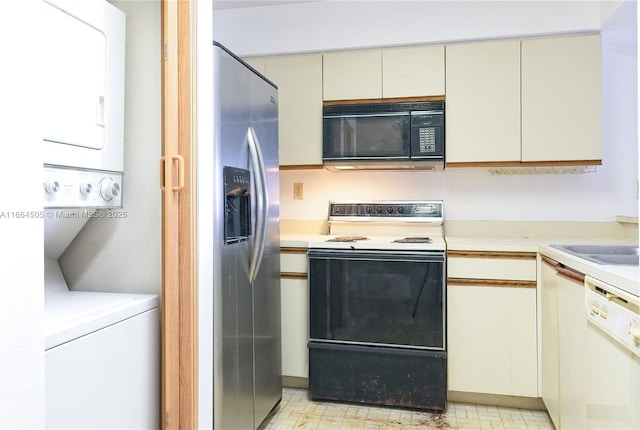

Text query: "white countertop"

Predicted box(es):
[281, 234, 639, 297]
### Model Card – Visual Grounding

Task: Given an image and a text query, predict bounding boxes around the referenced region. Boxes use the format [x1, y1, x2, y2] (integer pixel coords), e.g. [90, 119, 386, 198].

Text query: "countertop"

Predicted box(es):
[280, 234, 639, 297]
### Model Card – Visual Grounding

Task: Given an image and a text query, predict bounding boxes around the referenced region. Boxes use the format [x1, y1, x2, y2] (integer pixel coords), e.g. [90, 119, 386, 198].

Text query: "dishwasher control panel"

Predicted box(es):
[585, 275, 640, 358]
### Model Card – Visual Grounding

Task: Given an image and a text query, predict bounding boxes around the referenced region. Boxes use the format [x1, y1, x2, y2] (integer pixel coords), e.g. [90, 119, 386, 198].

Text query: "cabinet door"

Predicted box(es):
[556, 272, 588, 429]
[382, 46, 445, 98]
[522, 35, 602, 162]
[323, 50, 382, 101]
[280, 278, 309, 378]
[448, 285, 537, 397]
[265, 55, 323, 166]
[445, 40, 521, 163]
[540, 258, 560, 429]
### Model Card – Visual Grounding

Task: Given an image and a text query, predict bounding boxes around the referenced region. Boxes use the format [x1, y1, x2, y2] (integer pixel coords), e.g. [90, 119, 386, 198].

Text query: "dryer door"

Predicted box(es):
[43, 2, 106, 150]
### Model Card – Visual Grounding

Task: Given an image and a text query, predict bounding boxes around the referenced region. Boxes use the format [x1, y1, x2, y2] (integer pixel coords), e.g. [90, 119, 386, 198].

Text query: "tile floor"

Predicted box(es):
[259, 388, 555, 430]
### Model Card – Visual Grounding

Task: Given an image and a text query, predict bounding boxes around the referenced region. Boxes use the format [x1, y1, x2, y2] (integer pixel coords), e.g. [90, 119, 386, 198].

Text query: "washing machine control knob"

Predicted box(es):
[99, 178, 120, 201]
[44, 180, 60, 194]
[79, 183, 93, 195]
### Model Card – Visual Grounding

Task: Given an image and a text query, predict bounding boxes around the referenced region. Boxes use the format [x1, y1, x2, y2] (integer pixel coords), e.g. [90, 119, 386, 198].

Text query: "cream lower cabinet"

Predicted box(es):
[447, 251, 538, 398]
[540, 257, 560, 428]
[280, 248, 309, 383]
[540, 256, 588, 429]
[244, 54, 323, 167]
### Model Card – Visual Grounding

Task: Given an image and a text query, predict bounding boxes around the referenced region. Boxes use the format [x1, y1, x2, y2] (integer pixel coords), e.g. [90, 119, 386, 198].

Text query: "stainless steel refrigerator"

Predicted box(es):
[203, 41, 282, 430]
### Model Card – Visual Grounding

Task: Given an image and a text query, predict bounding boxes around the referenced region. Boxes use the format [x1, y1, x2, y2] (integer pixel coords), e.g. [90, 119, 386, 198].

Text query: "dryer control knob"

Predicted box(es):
[44, 180, 60, 194]
[99, 178, 120, 201]
[80, 183, 93, 195]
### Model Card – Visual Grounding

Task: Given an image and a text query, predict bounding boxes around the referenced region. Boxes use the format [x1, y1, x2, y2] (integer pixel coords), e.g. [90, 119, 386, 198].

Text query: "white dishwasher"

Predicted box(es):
[584, 275, 640, 429]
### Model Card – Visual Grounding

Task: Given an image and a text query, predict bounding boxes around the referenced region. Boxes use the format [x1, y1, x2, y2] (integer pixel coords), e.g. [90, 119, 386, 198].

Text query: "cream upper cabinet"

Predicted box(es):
[445, 40, 521, 163]
[382, 45, 445, 98]
[521, 34, 602, 162]
[322, 50, 382, 101]
[246, 54, 323, 167]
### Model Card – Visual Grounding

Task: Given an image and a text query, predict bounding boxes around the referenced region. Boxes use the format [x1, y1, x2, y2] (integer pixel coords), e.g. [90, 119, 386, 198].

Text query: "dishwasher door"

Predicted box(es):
[584, 276, 640, 428]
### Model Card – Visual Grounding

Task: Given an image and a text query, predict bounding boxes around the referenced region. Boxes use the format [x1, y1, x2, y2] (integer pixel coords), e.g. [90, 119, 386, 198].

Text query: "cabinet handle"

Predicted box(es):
[556, 265, 585, 284]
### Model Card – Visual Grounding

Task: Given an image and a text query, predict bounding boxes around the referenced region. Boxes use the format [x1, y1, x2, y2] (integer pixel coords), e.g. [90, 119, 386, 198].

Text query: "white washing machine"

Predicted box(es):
[42, 1, 160, 428]
[45, 259, 160, 429]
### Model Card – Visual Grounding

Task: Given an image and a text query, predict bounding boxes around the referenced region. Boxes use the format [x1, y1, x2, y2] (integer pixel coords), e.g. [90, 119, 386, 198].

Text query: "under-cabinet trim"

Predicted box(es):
[281, 272, 308, 280]
[446, 159, 602, 168]
[280, 164, 324, 171]
[447, 278, 537, 288]
[280, 247, 308, 254]
[323, 95, 445, 106]
[447, 250, 537, 260]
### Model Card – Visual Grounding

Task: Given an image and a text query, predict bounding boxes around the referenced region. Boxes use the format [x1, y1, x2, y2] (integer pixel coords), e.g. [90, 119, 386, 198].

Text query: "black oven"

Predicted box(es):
[307, 248, 447, 411]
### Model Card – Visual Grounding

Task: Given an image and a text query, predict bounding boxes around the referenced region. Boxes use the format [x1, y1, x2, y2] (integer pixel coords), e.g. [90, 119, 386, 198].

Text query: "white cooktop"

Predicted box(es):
[308, 235, 446, 251]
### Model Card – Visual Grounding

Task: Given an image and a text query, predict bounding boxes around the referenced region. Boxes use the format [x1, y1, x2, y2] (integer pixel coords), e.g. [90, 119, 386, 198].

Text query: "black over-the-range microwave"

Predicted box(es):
[322, 100, 445, 171]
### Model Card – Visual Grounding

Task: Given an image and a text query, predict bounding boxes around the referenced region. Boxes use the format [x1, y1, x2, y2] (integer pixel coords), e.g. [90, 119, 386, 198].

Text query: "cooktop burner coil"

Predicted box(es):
[392, 237, 433, 244]
[326, 236, 369, 243]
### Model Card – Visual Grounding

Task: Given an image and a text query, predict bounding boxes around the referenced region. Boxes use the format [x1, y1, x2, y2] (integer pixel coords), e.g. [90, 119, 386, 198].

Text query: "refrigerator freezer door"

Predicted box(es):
[212, 42, 281, 430]
[215, 44, 255, 430]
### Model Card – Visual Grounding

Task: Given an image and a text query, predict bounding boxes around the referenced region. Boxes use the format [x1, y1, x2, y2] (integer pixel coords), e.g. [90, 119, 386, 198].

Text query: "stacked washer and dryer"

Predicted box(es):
[42, 0, 159, 428]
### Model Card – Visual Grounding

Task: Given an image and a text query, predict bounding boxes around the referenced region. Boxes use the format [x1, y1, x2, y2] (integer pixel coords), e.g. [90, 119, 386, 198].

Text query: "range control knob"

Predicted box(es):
[99, 178, 120, 201]
[386, 206, 395, 214]
[375, 206, 383, 214]
[44, 180, 60, 194]
[397, 206, 405, 214]
[80, 183, 93, 195]
[365, 206, 373, 214]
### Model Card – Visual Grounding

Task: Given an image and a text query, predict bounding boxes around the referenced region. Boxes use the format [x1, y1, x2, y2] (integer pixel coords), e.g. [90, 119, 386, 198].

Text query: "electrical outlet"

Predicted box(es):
[293, 182, 303, 200]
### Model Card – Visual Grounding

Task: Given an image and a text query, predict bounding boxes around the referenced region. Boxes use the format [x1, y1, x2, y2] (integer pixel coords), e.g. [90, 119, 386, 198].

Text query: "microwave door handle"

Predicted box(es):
[247, 126, 268, 284]
[323, 112, 410, 119]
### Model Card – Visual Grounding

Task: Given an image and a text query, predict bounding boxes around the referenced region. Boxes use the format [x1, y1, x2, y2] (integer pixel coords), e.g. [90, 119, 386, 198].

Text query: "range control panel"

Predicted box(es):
[585, 275, 640, 358]
[329, 201, 443, 222]
[44, 165, 123, 208]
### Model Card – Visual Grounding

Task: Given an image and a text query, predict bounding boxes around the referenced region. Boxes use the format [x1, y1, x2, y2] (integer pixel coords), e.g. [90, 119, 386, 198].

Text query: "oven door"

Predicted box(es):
[308, 249, 445, 350]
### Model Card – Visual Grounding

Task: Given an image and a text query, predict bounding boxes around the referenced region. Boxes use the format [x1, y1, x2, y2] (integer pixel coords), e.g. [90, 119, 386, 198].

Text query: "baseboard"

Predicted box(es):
[282, 376, 308, 389]
[447, 390, 546, 410]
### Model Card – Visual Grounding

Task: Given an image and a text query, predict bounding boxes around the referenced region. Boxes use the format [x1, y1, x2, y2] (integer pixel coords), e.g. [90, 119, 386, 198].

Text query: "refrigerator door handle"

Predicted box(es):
[247, 126, 269, 284]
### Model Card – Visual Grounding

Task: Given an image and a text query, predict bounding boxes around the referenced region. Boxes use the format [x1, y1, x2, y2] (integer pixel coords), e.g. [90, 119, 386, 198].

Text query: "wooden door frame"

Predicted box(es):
[161, 0, 197, 428]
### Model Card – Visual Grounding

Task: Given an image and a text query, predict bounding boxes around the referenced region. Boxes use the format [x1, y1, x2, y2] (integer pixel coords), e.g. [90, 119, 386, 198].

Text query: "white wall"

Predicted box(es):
[214, 0, 606, 56]
[60, 0, 162, 295]
[0, 1, 45, 427]
[216, 1, 638, 223]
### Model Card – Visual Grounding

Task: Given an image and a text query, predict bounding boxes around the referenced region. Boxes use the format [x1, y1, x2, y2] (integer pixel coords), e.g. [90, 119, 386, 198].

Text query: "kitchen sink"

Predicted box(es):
[550, 245, 639, 266]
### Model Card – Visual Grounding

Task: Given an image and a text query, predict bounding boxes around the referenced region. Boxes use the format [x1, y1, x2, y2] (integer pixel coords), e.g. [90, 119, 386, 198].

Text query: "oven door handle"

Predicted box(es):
[308, 249, 444, 262]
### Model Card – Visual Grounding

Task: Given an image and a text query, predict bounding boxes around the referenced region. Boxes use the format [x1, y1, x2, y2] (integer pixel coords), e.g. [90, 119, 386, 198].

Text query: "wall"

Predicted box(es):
[216, 1, 638, 224]
[214, 0, 612, 56]
[0, 0, 45, 427]
[60, 0, 162, 295]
